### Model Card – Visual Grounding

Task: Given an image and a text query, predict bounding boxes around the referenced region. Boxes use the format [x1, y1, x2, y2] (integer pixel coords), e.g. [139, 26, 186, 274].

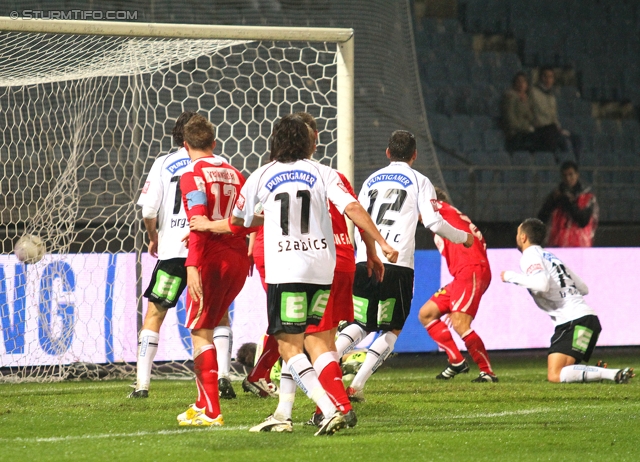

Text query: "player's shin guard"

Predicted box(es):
[273, 361, 296, 421]
[560, 365, 619, 383]
[461, 329, 494, 374]
[194, 344, 221, 418]
[136, 329, 159, 390]
[350, 331, 397, 391]
[335, 323, 367, 357]
[248, 334, 280, 382]
[213, 326, 232, 379]
[425, 320, 465, 365]
[314, 351, 352, 413]
[288, 353, 336, 418]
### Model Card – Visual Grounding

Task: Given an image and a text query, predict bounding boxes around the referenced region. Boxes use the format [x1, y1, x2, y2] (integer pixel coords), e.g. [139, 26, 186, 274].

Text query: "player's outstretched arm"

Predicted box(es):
[501, 270, 550, 292]
[344, 201, 399, 263]
[360, 231, 385, 282]
[190, 215, 265, 234]
[429, 219, 473, 248]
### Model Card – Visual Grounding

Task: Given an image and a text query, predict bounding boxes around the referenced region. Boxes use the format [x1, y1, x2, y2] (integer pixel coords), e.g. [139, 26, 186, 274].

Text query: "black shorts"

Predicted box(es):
[351, 263, 414, 332]
[266, 282, 332, 335]
[548, 315, 602, 363]
[143, 258, 187, 309]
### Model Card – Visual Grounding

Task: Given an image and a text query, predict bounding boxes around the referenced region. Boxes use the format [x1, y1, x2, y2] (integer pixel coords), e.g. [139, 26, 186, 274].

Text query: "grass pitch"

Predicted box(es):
[1, 349, 638, 462]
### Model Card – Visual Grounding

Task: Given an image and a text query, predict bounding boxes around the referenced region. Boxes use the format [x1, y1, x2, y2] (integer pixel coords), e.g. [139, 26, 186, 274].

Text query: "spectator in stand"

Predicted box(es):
[530, 66, 581, 161]
[537, 161, 598, 247]
[501, 72, 537, 153]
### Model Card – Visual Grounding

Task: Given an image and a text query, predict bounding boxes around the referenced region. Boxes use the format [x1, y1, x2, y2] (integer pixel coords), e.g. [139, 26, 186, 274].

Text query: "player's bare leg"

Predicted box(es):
[419, 301, 468, 379]
[177, 328, 223, 426]
[130, 302, 168, 398]
[347, 328, 400, 401]
[548, 353, 576, 382]
[214, 312, 236, 399]
[273, 332, 345, 435]
[449, 312, 497, 382]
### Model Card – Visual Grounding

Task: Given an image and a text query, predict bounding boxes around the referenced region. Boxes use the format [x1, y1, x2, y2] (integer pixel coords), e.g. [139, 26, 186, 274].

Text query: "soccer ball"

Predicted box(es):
[14, 234, 46, 264]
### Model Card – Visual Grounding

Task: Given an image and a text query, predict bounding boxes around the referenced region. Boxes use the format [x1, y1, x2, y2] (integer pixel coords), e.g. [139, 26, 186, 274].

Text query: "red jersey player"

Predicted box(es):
[418, 188, 497, 382]
[176, 114, 251, 427]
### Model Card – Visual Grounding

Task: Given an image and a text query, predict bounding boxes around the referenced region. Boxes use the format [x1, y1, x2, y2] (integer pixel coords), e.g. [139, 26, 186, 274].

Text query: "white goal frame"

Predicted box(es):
[0, 17, 355, 186]
[0, 17, 353, 380]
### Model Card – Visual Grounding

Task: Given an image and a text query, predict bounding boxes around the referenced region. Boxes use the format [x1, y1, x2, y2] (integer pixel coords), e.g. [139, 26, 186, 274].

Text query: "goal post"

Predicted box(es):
[0, 17, 355, 185]
[0, 18, 353, 382]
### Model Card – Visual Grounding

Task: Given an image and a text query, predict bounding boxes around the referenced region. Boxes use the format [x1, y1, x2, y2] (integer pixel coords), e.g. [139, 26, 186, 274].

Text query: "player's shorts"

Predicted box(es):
[143, 258, 187, 309]
[352, 263, 414, 332]
[429, 264, 491, 319]
[266, 282, 332, 335]
[185, 242, 250, 330]
[548, 314, 602, 363]
[306, 270, 355, 334]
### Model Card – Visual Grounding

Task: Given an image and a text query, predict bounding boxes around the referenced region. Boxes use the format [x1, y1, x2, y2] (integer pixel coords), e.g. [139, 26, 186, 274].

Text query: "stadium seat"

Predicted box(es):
[483, 129, 505, 152]
[461, 128, 483, 153]
[511, 151, 533, 166]
[533, 151, 556, 166]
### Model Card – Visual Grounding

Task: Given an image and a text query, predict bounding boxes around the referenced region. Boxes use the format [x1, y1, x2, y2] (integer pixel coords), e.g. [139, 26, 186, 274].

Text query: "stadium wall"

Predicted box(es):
[1, 247, 637, 366]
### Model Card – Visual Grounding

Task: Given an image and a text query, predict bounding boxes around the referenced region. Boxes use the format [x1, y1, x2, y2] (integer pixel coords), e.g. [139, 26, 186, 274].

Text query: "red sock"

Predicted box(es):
[248, 334, 280, 382]
[462, 330, 493, 374]
[194, 345, 221, 418]
[426, 319, 465, 364]
[318, 361, 352, 413]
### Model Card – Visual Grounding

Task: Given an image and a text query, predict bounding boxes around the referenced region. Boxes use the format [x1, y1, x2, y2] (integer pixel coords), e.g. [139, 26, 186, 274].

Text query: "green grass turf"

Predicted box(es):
[0, 350, 638, 462]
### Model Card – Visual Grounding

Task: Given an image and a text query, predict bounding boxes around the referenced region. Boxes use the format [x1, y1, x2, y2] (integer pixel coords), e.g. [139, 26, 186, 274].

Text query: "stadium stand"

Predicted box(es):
[416, 0, 640, 226]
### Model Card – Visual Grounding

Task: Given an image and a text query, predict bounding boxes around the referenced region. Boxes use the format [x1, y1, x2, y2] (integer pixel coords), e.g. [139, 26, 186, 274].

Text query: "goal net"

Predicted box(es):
[0, 19, 353, 382]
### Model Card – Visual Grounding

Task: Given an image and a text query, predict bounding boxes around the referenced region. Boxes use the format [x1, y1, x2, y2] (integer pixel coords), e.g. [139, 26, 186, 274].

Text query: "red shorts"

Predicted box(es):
[306, 270, 355, 333]
[430, 265, 491, 319]
[186, 242, 250, 330]
[253, 252, 267, 292]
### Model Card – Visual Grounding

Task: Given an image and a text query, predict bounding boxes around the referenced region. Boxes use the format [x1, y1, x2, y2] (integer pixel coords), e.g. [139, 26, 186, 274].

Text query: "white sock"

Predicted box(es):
[313, 351, 339, 375]
[560, 365, 619, 383]
[213, 326, 232, 378]
[273, 361, 297, 421]
[351, 331, 397, 391]
[288, 353, 336, 418]
[335, 324, 367, 357]
[136, 329, 159, 390]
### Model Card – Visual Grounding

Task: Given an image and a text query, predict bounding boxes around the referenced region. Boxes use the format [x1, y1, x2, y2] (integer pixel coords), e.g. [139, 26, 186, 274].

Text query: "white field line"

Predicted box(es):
[0, 426, 250, 444]
[0, 383, 133, 396]
[5, 401, 640, 444]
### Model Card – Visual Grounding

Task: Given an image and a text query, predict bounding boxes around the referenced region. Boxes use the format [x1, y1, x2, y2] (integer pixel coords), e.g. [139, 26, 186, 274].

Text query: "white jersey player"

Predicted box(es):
[501, 218, 634, 384]
[336, 130, 473, 402]
[229, 114, 398, 435]
[131, 112, 235, 399]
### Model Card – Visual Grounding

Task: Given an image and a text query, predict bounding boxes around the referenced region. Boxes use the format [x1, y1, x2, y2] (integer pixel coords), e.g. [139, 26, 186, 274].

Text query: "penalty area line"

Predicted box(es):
[1, 426, 250, 444]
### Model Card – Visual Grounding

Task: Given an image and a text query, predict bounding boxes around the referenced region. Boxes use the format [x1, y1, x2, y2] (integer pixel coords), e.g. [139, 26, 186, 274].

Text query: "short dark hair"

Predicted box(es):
[183, 114, 216, 150]
[388, 130, 416, 161]
[520, 218, 547, 245]
[270, 114, 312, 163]
[560, 160, 578, 172]
[434, 186, 450, 203]
[512, 71, 527, 86]
[235, 342, 257, 368]
[539, 66, 555, 76]
[172, 111, 198, 147]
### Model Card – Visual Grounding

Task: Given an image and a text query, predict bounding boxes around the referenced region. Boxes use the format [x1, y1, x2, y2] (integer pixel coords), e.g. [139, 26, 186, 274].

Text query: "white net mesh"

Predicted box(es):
[0, 31, 340, 382]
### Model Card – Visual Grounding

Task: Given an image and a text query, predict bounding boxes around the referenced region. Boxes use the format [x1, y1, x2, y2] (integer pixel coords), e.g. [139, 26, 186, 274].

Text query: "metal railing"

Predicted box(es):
[441, 165, 640, 223]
